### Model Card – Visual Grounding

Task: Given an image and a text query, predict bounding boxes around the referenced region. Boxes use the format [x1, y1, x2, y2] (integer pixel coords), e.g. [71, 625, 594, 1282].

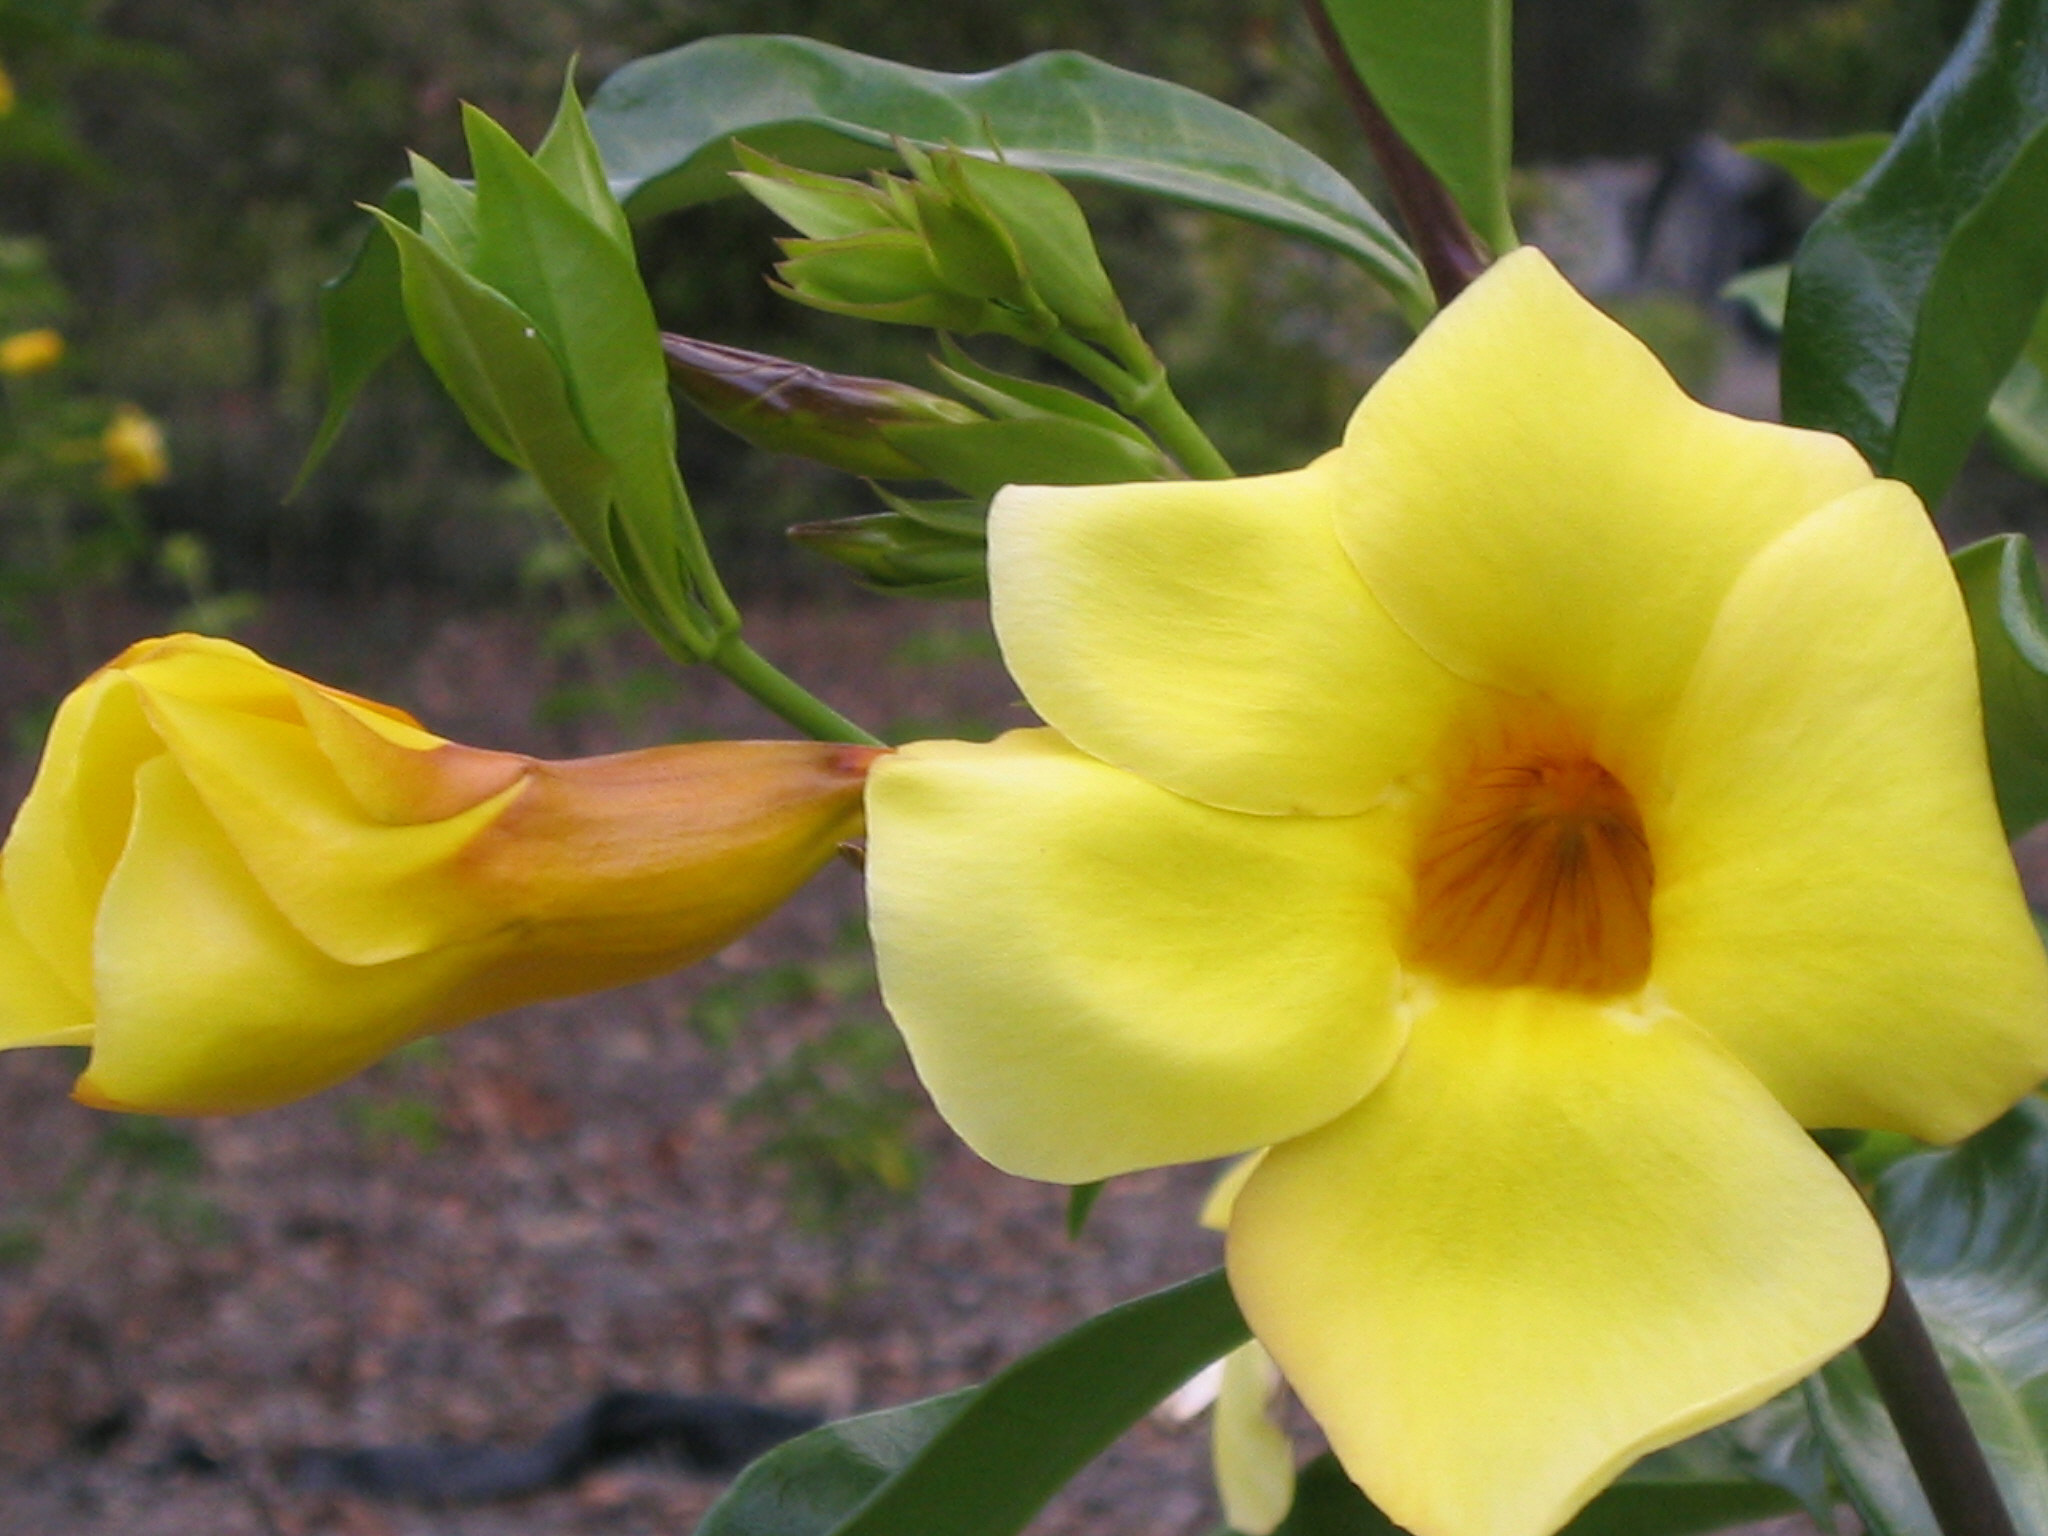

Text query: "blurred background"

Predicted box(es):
[0, 0, 2038, 1532]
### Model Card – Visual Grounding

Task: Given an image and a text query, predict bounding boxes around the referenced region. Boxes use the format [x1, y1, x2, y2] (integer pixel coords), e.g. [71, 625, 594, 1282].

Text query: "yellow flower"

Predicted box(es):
[101, 404, 169, 489]
[864, 250, 2048, 1536]
[0, 327, 63, 376]
[0, 634, 879, 1114]
[0, 58, 15, 118]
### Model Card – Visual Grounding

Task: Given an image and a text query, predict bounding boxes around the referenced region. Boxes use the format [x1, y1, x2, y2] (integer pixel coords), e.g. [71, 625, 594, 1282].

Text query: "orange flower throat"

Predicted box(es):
[1406, 748, 1653, 996]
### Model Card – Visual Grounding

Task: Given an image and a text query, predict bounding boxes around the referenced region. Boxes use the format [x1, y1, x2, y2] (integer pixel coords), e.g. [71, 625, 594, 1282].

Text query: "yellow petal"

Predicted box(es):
[1213, 1341, 1295, 1536]
[1333, 248, 1871, 772]
[1227, 985, 1887, 1536]
[990, 466, 1464, 816]
[0, 859, 93, 1048]
[1653, 480, 2048, 1141]
[80, 757, 478, 1114]
[864, 729, 1408, 1182]
[2, 669, 161, 998]
[138, 682, 525, 965]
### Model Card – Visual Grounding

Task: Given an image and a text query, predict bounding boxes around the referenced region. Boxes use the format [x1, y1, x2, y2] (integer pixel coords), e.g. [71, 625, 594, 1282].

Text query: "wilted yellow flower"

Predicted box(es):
[101, 404, 169, 489]
[865, 250, 2048, 1536]
[0, 634, 878, 1114]
[0, 327, 63, 376]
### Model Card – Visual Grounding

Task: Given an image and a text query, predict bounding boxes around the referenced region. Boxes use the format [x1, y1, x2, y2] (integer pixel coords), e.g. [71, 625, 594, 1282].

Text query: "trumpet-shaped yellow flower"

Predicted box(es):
[0, 634, 878, 1114]
[865, 249, 2048, 1536]
[0, 327, 63, 377]
[100, 404, 169, 489]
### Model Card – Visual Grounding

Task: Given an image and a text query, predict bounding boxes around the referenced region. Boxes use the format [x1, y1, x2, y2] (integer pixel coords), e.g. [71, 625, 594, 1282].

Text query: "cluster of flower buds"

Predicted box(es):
[735, 142, 1135, 353]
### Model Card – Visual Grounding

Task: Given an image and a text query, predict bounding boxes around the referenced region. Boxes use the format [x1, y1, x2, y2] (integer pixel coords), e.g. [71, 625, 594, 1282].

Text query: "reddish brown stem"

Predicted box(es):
[1300, 0, 1490, 306]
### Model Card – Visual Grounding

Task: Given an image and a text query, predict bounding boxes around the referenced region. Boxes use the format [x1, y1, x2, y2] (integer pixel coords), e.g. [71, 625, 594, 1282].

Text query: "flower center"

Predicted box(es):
[1405, 747, 1653, 995]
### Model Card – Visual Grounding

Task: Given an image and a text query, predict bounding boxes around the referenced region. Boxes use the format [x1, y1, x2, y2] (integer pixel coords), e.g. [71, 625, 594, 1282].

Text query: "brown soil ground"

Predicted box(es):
[0, 594, 1229, 1536]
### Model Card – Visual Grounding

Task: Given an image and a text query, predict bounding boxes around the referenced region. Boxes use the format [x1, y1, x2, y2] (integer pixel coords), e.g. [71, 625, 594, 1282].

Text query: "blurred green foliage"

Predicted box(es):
[0, 0, 1978, 604]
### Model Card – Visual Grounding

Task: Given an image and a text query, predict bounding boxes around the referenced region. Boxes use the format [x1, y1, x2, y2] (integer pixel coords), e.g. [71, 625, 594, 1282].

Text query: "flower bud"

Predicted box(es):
[0, 634, 881, 1114]
[661, 333, 982, 479]
[788, 510, 987, 597]
[0, 327, 63, 377]
[101, 404, 169, 489]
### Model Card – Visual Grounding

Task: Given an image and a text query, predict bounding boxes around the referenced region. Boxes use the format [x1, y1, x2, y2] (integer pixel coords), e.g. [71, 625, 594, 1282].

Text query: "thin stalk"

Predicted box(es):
[1859, 1267, 2020, 1536]
[710, 636, 885, 746]
[1041, 332, 1234, 480]
[1299, 0, 1489, 307]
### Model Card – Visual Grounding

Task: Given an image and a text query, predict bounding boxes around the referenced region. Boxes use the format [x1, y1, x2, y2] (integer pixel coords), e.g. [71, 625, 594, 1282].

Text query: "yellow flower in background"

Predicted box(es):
[101, 403, 169, 489]
[865, 249, 2048, 1536]
[0, 634, 879, 1114]
[0, 57, 15, 118]
[0, 327, 63, 377]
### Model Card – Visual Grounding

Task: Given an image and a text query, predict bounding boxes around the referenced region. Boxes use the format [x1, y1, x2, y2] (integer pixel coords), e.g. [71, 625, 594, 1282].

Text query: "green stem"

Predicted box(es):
[711, 636, 885, 746]
[1856, 1265, 2020, 1536]
[1041, 332, 1234, 480]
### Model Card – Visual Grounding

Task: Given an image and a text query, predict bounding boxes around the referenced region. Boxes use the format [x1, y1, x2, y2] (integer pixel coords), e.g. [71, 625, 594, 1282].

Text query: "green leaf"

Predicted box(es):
[1065, 1181, 1105, 1239]
[1806, 1098, 2048, 1536]
[697, 1268, 1248, 1536]
[585, 35, 1430, 324]
[1953, 536, 2048, 837]
[1989, 300, 2048, 481]
[1740, 133, 1892, 200]
[698, 1391, 975, 1536]
[787, 512, 988, 597]
[463, 106, 713, 634]
[1258, 1452, 1800, 1536]
[295, 186, 417, 492]
[882, 415, 1175, 497]
[1781, 0, 2048, 507]
[367, 210, 621, 580]
[1315, 0, 1516, 255]
[410, 153, 481, 265]
[534, 68, 634, 252]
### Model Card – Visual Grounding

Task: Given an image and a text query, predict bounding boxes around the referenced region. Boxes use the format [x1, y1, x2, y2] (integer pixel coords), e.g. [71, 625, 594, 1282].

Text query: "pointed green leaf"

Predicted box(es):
[369, 210, 622, 580]
[463, 107, 711, 631]
[1806, 1099, 2048, 1536]
[585, 35, 1430, 324]
[698, 1391, 976, 1536]
[1781, 0, 2048, 506]
[1315, 0, 1516, 256]
[1740, 133, 1892, 200]
[410, 153, 480, 265]
[698, 1269, 1246, 1536]
[535, 69, 634, 252]
[1953, 535, 2048, 837]
[883, 415, 1175, 497]
[1989, 300, 2048, 482]
[1065, 1181, 1105, 1239]
[296, 186, 417, 492]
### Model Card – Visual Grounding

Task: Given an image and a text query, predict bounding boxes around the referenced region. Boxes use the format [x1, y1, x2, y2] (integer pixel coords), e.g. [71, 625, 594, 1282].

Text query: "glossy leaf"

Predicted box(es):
[1315, 0, 1516, 255]
[1781, 0, 2048, 507]
[696, 1268, 1249, 1536]
[1254, 1451, 1801, 1536]
[585, 36, 1429, 322]
[1989, 300, 2048, 481]
[1806, 1098, 2048, 1536]
[1740, 133, 1891, 200]
[1954, 536, 2048, 837]
[697, 1391, 974, 1536]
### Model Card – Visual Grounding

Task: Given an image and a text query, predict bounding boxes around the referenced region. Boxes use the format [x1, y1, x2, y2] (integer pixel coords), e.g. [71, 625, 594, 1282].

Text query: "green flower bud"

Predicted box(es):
[661, 333, 984, 480]
[788, 510, 988, 597]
